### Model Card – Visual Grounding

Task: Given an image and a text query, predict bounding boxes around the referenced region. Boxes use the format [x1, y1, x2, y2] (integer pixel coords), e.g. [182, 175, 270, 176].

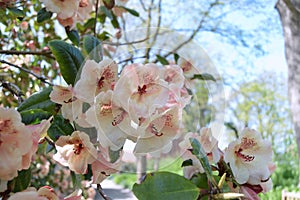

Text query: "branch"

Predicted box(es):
[96, 184, 111, 200]
[0, 80, 24, 104]
[103, 37, 149, 46]
[94, 0, 100, 36]
[151, 1, 217, 63]
[0, 60, 53, 85]
[0, 50, 54, 59]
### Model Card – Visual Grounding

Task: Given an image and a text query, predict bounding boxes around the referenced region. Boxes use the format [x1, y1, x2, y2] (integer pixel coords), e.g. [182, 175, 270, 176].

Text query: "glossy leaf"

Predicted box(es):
[66, 29, 80, 46]
[181, 159, 193, 167]
[37, 8, 53, 23]
[20, 109, 51, 125]
[156, 55, 169, 65]
[121, 6, 140, 17]
[83, 35, 103, 62]
[9, 168, 32, 193]
[17, 87, 56, 113]
[49, 40, 84, 85]
[48, 115, 74, 141]
[133, 172, 199, 200]
[191, 73, 216, 82]
[8, 8, 25, 17]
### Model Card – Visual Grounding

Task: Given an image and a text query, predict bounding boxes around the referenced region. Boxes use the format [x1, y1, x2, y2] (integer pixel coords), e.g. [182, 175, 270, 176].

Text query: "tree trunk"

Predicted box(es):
[276, 0, 300, 186]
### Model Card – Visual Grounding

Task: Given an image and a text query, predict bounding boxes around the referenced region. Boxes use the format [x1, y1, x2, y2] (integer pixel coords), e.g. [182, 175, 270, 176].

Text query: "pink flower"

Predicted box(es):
[40, 0, 80, 20]
[22, 119, 51, 169]
[0, 107, 32, 181]
[74, 59, 118, 104]
[113, 63, 169, 124]
[8, 186, 59, 200]
[134, 107, 181, 154]
[85, 90, 127, 150]
[50, 85, 82, 122]
[53, 131, 97, 174]
[224, 128, 273, 185]
[91, 146, 121, 184]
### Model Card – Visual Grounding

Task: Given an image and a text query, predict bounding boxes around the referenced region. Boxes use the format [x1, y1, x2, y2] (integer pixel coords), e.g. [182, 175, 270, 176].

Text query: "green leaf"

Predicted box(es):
[84, 18, 96, 29]
[190, 138, 216, 186]
[66, 29, 80, 46]
[111, 14, 120, 28]
[174, 53, 179, 64]
[9, 168, 32, 193]
[18, 87, 56, 113]
[120, 6, 139, 17]
[103, 0, 115, 9]
[37, 8, 53, 23]
[181, 159, 193, 167]
[100, 6, 113, 19]
[82, 35, 103, 62]
[48, 115, 74, 141]
[191, 73, 216, 82]
[20, 109, 51, 125]
[71, 171, 81, 189]
[156, 55, 169, 65]
[8, 8, 25, 17]
[109, 148, 122, 163]
[132, 172, 199, 200]
[49, 40, 84, 85]
[190, 173, 209, 189]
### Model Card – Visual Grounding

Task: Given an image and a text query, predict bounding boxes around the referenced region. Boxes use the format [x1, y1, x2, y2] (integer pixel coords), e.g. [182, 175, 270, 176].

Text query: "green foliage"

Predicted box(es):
[17, 87, 56, 113]
[120, 6, 140, 17]
[156, 55, 169, 65]
[47, 115, 74, 141]
[66, 29, 80, 46]
[191, 73, 216, 82]
[20, 109, 51, 125]
[8, 168, 32, 193]
[37, 8, 53, 23]
[132, 172, 199, 200]
[48, 40, 84, 85]
[82, 35, 103, 62]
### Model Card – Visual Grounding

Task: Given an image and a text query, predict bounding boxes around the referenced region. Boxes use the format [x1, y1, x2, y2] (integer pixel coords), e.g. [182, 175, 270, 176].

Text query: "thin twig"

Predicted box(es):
[117, 55, 147, 64]
[0, 50, 54, 59]
[0, 60, 53, 85]
[94, 0, 100, 36]
[0, 80, 24, 104]
[103, 37, 149, 46]
[97, 184, 111, 200]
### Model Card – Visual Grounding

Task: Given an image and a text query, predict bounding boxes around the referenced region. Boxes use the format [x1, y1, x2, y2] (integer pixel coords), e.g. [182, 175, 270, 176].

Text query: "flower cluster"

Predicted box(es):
[0, 107, 50, 192]
[180, 127, 275, 199]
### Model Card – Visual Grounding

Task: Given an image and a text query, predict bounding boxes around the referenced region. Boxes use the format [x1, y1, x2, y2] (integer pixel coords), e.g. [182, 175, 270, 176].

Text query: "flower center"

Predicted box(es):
[100, 103, 112, 115]
[150, 124, 163, 137]
[235, 148, 255, 162]
[138, 85, 147, 95]
[112, 110, 126, 126]
[73, 143, 84, 155]
[97, 76, 105, 89]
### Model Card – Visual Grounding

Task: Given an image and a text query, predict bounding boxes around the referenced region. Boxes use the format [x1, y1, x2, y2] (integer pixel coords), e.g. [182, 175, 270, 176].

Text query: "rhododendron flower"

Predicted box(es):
[22, 119, 51, 169]
[134, 107, 181, 154]
[53, 131, 97, 174]
[50, 85, 82, 122]
[8, 186, 59, 200]
[85, 90, 127, 150]
[40, 0, 80, 19]
[224, 128, 273, 185]
[91, 146, 121, 183]
[113, 63, 169, 124]
[74, 59, 118, 104]
[0, 107, 32, 181]
[179, 128, 221, 179]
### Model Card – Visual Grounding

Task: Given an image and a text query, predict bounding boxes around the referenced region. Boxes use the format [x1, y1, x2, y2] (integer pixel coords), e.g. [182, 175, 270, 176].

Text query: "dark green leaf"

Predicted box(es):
[100, 6, 113, 19]
[182, 159, 193, 167]
[82, 35, 103, 62]
[71, 171, 81, 189]
[191, 73, 216, 82]
[48, 40, 84, 85]
[174, 53, 179, 64]
[20, 109, 51, 125]
[120, 6, 140, 17]
[190, 173, 209, 189]
[8, 8, 25, 17]
[111, 14, 120, 28]
[133, 172, 199, 200]
[98, 31, 111, 41]
[37, 8, 53, 23]
[9, 168, 32, 193]
[66, 29, 80, 46]
[190, 138, 216, 186]
[156, 55, 169, 65]
[18, 87, 56, 113]
[48, 115, 74, 141]
[84, 18, 96, 29]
